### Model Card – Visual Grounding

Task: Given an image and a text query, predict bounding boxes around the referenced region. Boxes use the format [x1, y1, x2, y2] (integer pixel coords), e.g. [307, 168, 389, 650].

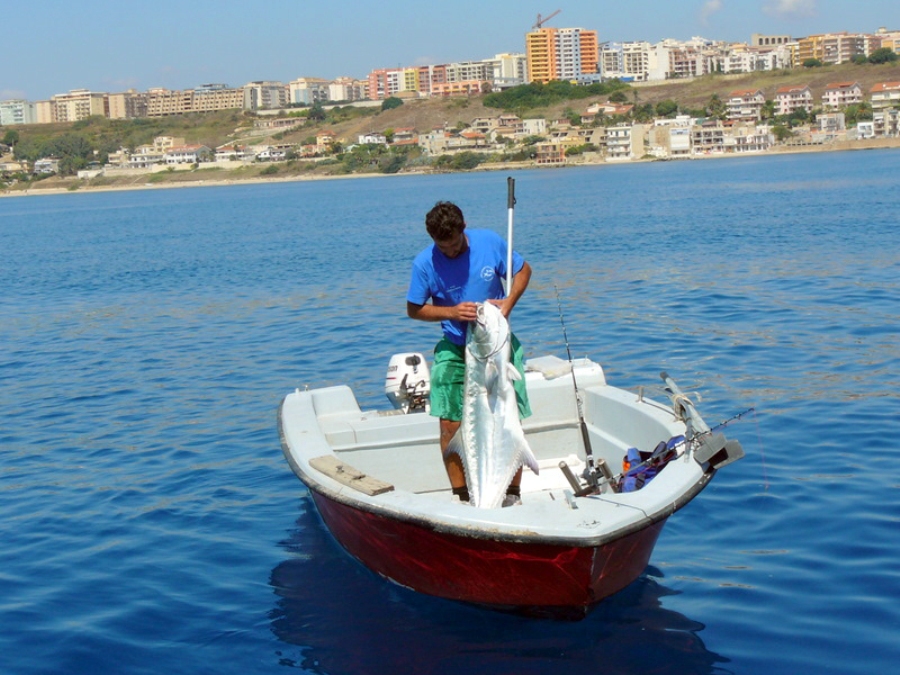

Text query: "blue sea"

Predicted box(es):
[2, 150, 898, 675]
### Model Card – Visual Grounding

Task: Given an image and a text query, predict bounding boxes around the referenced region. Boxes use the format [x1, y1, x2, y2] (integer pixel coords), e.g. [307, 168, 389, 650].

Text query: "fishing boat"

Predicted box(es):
[277, 352, 744, 616]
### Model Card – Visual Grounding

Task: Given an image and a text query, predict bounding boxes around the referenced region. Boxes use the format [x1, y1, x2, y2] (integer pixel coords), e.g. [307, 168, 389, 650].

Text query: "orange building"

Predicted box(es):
[526, 27, 599, 83]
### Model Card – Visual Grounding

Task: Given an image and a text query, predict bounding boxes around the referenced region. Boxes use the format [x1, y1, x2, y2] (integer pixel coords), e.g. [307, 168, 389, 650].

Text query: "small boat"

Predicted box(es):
[278, 353, 744, 617]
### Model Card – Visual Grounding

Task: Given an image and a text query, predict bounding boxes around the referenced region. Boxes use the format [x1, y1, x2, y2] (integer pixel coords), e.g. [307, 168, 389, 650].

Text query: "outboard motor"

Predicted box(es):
[385, 353, 431, 413]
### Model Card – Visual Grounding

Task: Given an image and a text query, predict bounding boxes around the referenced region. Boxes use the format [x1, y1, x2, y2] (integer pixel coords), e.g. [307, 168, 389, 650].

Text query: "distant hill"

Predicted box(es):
[4, 60, 897, 182]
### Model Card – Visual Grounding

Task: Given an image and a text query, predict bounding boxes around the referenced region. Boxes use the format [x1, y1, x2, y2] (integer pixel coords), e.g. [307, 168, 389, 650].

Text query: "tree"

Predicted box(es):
[655, 99, 678, 118]
[802, 58, 824, 68]
[307, 102, 326, 122]
[869, 47, 899, 64]
[632, 103, 655, 123]
[2, 129, 19, 147]
[706, 94, 726, 120]
[773, 125, 793, 142]
[381, 97, 403, 111]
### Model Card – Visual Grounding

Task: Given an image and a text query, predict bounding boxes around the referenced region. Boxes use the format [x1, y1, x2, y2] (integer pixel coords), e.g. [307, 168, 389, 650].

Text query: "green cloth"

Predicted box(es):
[429, 335, 532, 422]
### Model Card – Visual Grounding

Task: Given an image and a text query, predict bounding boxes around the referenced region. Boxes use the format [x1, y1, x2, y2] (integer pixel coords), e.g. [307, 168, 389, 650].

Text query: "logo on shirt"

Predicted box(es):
[480, 266, 495, 282]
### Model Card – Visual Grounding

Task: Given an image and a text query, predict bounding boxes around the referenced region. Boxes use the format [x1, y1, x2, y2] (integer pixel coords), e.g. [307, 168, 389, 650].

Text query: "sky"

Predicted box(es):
[4, 0, 897, 101]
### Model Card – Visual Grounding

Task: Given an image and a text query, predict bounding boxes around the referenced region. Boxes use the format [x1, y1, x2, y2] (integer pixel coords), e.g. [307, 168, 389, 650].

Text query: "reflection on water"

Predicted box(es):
[269, 502, 730, 675]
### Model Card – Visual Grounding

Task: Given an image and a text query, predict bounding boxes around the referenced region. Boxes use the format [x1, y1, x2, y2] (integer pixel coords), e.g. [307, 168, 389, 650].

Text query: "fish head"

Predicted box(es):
[467, 302, 509, 360]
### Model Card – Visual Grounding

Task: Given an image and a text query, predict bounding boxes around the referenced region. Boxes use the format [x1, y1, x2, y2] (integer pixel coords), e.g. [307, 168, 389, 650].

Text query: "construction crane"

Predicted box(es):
[533, 9, 561, 30]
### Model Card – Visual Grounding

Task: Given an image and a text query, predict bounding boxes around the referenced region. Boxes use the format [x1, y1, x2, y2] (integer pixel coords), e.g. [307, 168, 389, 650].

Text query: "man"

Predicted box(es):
[406, 201, 532, 505]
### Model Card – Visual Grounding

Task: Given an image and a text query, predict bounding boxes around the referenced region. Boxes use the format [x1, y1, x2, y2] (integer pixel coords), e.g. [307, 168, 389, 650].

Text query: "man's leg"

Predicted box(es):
[440, 418, 465, 486]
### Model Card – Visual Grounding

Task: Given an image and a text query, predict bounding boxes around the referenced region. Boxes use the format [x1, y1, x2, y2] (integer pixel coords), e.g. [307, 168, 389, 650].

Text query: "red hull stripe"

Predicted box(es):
[312, 492, 666, 608]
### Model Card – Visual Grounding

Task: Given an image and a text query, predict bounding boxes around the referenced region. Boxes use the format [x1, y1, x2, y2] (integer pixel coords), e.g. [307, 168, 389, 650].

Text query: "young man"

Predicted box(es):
[406, 201, 532, 505]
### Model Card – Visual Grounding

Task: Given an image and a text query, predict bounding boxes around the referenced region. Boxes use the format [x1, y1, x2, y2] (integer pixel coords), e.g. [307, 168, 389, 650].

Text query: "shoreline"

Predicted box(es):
[3, 137, 899, 199]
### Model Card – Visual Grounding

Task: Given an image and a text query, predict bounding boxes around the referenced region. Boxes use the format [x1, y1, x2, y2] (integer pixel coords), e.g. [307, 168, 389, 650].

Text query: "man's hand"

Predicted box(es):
[487, 298, 510, 319]
[452, 301, 478, 322]
[407, 300, 478, 323]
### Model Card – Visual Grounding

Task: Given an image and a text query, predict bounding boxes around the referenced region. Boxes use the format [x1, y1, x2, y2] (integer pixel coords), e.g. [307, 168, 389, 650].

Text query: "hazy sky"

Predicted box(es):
[5, 0, 896, 101]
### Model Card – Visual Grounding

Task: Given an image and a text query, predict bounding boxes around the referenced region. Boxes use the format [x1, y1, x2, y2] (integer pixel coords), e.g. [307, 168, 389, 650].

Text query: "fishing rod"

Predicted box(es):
[506, 176, 515, 293]
[575, 406, 756, 496]
[554, 286, 617, 494]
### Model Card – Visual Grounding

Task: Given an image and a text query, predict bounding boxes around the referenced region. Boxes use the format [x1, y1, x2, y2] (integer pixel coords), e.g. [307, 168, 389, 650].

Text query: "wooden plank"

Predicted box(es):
[309, 455, 395, 496]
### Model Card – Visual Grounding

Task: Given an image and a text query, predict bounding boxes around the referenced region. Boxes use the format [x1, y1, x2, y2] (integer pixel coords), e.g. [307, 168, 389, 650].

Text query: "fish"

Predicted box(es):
[446, 302, 539, 508]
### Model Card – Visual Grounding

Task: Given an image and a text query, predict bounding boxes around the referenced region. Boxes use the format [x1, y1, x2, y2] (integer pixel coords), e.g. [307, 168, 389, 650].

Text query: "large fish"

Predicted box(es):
[446, 302, 539, 508]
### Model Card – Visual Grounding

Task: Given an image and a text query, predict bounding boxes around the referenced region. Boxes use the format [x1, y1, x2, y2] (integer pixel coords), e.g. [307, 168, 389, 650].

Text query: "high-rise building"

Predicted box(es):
[50, 89, 108, 122]
[526, 27, 599, 83]
[0, 99, 37, 125]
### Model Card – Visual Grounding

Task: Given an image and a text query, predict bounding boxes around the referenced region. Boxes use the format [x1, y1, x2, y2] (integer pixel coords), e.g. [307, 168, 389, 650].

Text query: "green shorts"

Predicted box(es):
[429, 335, 532, 422]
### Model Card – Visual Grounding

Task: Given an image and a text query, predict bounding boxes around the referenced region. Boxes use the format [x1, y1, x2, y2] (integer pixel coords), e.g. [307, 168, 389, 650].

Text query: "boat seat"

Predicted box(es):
[322, 411, 437, 452]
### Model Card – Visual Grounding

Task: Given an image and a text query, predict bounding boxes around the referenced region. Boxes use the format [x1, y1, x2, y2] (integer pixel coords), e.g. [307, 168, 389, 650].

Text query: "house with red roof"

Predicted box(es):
[775, 85, 813, 116]
[822, 82, 862, 109]
[870, 82, 900, 110]
[726, 89, 765, 121]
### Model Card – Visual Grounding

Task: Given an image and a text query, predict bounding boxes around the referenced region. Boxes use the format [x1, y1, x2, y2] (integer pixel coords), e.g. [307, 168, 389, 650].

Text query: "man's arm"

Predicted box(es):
[407, 301, 478, 323]
[494, 261, 532, 319]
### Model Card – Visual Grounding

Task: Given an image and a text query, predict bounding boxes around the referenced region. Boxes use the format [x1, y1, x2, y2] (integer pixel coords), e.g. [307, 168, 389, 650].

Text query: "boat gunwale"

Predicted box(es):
[278, 397, 717, 548]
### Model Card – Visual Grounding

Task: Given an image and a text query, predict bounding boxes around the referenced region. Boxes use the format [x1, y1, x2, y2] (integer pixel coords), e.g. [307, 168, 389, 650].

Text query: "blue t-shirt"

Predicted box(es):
[407, 228, 525, 345]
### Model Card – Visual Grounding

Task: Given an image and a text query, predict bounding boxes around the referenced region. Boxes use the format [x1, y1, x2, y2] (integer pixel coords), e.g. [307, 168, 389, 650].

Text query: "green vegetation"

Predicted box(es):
[340, 143, 419, 174]
[3, 58, 897, 191]
[868, 47, 898, 64]
[433, 151, 487, 171]
[483, 80, 631, 111]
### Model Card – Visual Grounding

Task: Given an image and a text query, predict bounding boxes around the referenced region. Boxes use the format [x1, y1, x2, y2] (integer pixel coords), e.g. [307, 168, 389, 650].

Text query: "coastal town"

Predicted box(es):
[2, 21, 899, 190]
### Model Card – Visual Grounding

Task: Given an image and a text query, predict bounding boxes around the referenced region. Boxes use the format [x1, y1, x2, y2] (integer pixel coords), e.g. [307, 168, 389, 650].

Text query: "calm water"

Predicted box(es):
[2, 151, 898, 675]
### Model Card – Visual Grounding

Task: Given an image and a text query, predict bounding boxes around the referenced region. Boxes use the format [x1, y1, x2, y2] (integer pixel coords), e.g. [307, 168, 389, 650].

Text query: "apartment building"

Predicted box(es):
[870, 82, 900, 110]
[243, 81, 288, 111]
[289, 78, 331, 105]
[192, 84, 243, 112]
[646, 117, 693, 158]
[50, 89, 107, 122]
[146, 88, 195, 116]
[775, 85, 813, 116]
[722, 44, 791, 73]
[526, 27, 599, 84]
[796, 32, 883, 65]
[487, 53, 528, 90]
[600, 41, 651, 81]
[0, 99, 37, 125]
[606, 124, 645, 160]
[367, 69, 401, 100]
[727, 90, 765, 121]
[873, 109, 900, 137]
[107, 90, 148, 119]
[692, 121, 726, 154]
[329, 77, 367, 102]
[822, 82, 863, 109]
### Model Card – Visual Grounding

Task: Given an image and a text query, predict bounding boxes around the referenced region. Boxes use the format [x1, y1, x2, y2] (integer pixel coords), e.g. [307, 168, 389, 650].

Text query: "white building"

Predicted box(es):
[775, 85, 813, 116]
[727, 89, 765, 121]
[486, 53, 528, 89]
[822, 82, 863, 109]
[243, 81, 288, 110]
[289, 78, 331, 105]
[165, 144, 212, 164]
[870, 82, 900, 110]
[0, 99, 37, 125]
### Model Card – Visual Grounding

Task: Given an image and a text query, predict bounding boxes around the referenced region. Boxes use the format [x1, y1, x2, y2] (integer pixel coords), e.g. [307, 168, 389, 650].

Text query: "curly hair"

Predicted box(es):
[425, 201, 465, 241]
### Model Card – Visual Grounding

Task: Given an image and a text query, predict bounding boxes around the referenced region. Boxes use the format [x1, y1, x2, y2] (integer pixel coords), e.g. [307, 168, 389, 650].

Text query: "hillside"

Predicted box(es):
[274, 61, 899, 145]
[3, 60, 898, 194]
